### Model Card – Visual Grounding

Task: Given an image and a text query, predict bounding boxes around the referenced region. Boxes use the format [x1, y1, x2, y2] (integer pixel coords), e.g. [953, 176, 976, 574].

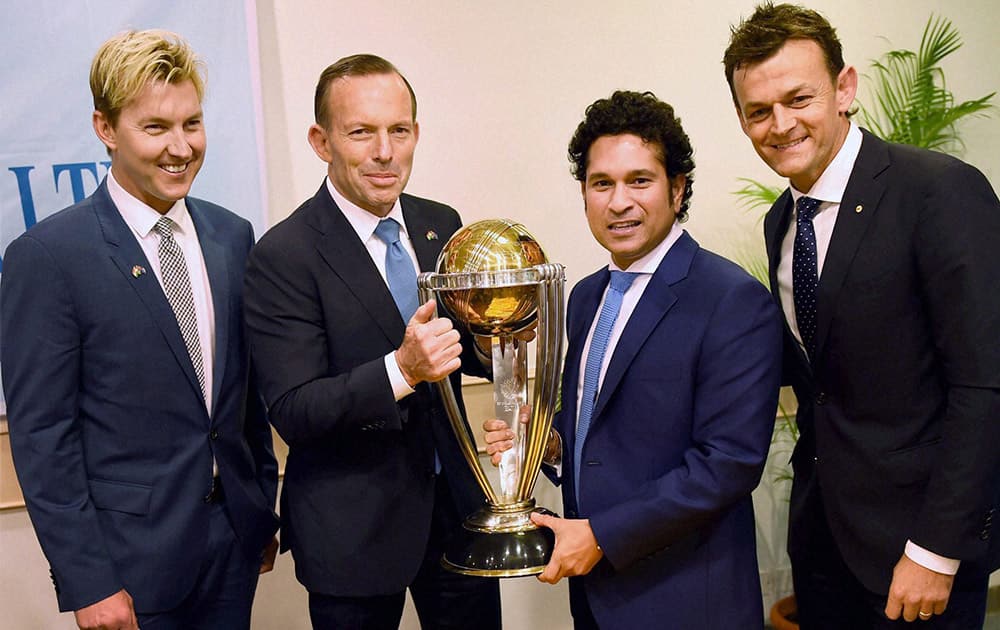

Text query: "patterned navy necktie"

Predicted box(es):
[154, 217, 205, 396]
[792, 196, 821, 357]
[574, 270, 639, 495]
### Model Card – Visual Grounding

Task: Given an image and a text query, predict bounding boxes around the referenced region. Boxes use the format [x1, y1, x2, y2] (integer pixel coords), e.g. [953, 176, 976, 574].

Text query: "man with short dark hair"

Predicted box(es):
[725, 4, 1000, 628]
[487, 90, 783, 629]
[243, 54, 501, 629]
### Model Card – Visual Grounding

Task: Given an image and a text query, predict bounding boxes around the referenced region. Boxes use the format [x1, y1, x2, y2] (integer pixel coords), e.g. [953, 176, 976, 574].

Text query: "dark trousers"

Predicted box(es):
[308, 474, 501, 630]
[137, 501, 261, 630]
[791, 489, 989, 630]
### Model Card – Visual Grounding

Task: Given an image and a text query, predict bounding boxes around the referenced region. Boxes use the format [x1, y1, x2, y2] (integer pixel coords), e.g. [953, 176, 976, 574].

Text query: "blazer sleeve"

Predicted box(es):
[908, 159, 1000, 559]
[243, 230, 401, 447]
[588, 279, 783, 570]
[1, 235, 122, 611]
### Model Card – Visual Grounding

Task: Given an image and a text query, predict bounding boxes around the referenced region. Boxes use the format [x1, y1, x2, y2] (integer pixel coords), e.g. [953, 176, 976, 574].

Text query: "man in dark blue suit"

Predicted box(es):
[1, 30, 278, 630]
[725, 4, 1000, 628]
[486, 91, 783, 629]
[243, 54, 501, 630]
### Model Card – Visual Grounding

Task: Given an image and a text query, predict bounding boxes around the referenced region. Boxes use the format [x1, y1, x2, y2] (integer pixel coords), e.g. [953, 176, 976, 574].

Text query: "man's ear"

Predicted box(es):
[836, 65, 859, 115]
[307, 124, 332, 163]
[93, 110, 117, 152]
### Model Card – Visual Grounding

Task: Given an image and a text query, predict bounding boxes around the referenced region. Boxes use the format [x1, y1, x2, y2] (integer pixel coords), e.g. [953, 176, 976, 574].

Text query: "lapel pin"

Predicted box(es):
[426, 230, 438, 241]
[131, 265, 146, 278]
[855, 204, 863, 214]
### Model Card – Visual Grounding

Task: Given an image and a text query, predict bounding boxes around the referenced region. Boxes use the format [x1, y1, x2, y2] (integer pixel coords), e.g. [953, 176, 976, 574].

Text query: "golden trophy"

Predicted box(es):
[418, 219, 565, 576]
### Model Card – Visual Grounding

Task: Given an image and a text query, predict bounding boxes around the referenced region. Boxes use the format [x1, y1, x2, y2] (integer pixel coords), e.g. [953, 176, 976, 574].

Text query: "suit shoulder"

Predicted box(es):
[691, 247, 771, 295]
[400, 193, 461, 222]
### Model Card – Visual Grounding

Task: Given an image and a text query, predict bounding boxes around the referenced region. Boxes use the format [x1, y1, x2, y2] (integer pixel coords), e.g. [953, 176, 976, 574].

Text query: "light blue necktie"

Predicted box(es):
[574, 270, 639, 494]
[374, 217, 439, 472]
[374, 218, 419, 322]
[792, 196, 821, 357]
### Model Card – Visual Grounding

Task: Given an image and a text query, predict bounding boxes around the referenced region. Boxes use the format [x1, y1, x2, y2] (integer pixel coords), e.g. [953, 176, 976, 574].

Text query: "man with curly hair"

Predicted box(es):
[485, 90, 783, 629]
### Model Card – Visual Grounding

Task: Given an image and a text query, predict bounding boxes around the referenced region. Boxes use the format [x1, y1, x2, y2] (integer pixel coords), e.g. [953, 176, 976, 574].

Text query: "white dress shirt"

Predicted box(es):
[775, 123, 959, 575]
[108, 169, 215, 414]
[325, 178, 417, 401]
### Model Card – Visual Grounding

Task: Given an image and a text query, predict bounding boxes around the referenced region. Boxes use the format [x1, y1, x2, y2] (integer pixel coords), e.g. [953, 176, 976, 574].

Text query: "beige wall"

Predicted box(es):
[2, 0, 998, 627]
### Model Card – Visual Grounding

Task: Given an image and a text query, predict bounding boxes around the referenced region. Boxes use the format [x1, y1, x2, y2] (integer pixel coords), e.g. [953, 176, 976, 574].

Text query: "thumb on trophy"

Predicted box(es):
[409, 299, 437, 325]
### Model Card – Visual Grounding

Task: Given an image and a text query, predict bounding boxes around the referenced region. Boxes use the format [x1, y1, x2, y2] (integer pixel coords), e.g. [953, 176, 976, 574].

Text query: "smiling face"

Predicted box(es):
[308, 72, 419, 217]
[582, 134, 684, 270]
[93, 79, 205, 213]
[732, 39, 857, 192]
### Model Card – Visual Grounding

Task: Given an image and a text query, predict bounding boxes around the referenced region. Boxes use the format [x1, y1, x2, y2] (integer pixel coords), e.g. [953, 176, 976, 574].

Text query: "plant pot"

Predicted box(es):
[770, 594, 799, 630]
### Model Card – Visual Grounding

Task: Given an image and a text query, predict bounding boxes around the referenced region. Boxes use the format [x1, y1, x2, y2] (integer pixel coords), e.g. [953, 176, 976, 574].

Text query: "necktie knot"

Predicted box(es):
[608, 271, 638, 294]
[374, 218, 402, 245]
[154, 216, 176, 239]
[796, 196, 821, 223]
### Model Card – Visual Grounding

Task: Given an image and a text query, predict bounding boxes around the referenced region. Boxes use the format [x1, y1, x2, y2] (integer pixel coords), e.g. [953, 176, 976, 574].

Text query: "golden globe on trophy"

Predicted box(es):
[418, 219, 565, 577]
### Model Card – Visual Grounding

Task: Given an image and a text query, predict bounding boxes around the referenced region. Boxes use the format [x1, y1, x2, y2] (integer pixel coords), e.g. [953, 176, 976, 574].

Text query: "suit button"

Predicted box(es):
[815, 392, 827, 405]
[210, 429, 219, 440]
[567, 510, 577, 518]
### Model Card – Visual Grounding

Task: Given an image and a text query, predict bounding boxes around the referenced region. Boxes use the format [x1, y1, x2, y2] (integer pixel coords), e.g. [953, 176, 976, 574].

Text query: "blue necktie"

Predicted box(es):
[574, 270, 638, 494]
[374, 218, 419, 322]
[792, 196, 821, 357]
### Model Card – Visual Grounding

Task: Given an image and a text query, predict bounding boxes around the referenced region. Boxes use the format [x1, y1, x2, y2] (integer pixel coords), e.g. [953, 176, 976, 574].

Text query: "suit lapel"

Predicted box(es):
[814, 131, 888, 358]
[93, 182, 205, 404]
[560, 270, 607, 462]
[189, 199, 229, 417]
[590, 232, 693, 424]
[401, 196, 444, 273]
[309, 184, 406, 344]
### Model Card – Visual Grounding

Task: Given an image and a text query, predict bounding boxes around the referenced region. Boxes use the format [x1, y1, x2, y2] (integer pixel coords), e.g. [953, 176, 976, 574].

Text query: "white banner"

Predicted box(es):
[0, 0, 268, 413]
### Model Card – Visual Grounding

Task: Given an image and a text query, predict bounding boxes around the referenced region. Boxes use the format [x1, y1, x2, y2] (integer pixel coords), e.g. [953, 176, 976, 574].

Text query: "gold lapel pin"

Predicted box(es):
[131, 265, 146, 278]
[855, 204, 863, 214]
[426, 230, 438, 241]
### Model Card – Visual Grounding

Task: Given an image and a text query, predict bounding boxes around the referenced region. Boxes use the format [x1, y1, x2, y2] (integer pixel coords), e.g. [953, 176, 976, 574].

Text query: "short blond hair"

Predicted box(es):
[90, 29, 204, 125]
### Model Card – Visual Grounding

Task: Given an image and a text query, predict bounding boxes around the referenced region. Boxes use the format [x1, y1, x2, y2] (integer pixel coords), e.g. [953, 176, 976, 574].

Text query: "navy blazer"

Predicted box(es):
[1, 181, 279, 612]
[552, 232, 782, 629]
[244, 183, 487, 596]
[765, 130, 1000, 592]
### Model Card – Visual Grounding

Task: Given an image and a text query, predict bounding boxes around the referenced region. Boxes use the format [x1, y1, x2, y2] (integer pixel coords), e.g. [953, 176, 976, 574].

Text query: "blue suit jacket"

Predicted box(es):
[553, 232, 782, 629]
[1, 181, 279, 612]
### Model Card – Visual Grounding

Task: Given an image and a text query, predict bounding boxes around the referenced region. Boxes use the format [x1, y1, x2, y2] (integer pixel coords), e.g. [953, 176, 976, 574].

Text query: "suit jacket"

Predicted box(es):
[243, 183, 487, 596]
[551, 232, 782, 629]
[0, 181, 279, 613]
[764, 130, 1000, 593]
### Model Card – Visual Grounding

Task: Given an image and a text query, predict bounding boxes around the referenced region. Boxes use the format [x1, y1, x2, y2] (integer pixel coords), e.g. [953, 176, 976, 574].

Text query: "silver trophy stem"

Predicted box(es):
[492, 336, 527, 502]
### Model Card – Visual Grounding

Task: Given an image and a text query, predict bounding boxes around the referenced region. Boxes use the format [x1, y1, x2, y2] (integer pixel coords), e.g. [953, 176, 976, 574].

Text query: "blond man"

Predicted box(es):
[1, 30, 278, 630]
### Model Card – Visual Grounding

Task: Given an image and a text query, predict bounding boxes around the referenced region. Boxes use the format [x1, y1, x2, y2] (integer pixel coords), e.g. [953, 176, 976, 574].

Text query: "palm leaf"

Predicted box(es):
[858, 15, 996, 153]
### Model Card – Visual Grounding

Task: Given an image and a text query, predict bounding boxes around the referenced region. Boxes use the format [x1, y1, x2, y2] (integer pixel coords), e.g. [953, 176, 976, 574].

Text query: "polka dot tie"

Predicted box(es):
[792, 196, 821, 357]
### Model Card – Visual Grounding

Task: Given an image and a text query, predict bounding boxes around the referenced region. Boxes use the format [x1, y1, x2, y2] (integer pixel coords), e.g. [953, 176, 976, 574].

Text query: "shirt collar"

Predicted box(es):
[608, 221, 684, 274]
[107, 167, 192, 238]
[791, 121, 863, 205]
[325, 177, 406, 243]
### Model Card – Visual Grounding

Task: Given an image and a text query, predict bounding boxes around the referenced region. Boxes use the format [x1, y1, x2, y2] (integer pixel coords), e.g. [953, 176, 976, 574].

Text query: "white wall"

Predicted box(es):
[255, 0, 1000, 290]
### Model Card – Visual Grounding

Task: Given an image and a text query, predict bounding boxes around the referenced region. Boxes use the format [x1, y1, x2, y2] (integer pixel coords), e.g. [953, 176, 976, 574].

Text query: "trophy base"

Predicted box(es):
[441, 506, 557, 577]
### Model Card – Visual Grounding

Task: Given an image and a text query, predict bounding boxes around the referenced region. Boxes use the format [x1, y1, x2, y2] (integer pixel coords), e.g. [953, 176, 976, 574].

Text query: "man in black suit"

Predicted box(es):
[724, 4, 1000, 628]
[243, 54, 501, 629]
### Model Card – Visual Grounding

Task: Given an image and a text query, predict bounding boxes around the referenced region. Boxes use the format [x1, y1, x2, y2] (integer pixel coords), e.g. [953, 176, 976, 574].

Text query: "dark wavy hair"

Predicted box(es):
[723, 3, 844, 107]
[568, 91, 695, 222]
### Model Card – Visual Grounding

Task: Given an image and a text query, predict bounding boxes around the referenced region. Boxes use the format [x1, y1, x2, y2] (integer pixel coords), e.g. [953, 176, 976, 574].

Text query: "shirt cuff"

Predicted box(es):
[384, 352, 415, 401]
[904, 540, 960, 575]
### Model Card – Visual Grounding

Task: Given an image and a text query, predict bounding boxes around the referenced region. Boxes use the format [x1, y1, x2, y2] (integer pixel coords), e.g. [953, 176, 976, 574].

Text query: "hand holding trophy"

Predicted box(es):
[418, 219, 565, 576]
